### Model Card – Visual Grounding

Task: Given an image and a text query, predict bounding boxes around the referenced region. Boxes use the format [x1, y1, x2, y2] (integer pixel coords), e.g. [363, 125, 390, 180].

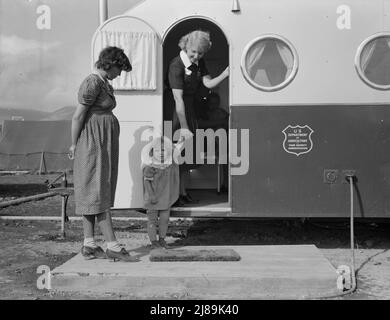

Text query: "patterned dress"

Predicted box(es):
[143, 164, 180, 210]
[73, 73, 119, 216]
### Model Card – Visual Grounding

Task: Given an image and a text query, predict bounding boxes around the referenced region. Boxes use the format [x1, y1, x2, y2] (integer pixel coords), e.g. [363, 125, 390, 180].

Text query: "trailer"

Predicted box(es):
[91, 0, 390, 218]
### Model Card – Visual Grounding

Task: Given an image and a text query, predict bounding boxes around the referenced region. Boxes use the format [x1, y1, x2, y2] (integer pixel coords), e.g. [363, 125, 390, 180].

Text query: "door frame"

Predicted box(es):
[162, 16, 232, 216]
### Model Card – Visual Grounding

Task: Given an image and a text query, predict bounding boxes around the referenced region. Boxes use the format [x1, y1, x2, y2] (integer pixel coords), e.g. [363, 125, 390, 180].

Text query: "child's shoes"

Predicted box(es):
[150, 240, 161, 249]
[158, 238, 170, 249]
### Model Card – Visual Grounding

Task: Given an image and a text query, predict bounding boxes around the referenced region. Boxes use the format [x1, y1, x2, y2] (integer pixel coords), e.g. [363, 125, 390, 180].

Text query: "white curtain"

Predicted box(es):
[276, 41, 294, 79]
[99, 30, 157, 90]
[254, 69, 271, 87]
[246, 42, 266, 80]
[361, 40, 376, 73]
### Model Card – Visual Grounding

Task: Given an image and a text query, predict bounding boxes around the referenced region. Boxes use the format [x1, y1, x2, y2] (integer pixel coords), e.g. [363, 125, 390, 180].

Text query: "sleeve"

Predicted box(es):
[199, 59, 210, 77]
[168, 60, 185, 90]
[78, 75, 101, 106]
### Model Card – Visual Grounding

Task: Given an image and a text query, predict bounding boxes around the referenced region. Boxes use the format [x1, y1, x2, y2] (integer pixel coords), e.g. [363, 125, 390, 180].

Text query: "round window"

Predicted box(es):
[241, 35, 298, 91]
[355, 33, 390, 90]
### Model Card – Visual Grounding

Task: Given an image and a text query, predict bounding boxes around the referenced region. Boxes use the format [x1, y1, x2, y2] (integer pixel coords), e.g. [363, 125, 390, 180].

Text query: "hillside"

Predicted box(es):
[0, 106, 76, 121]
[0, 108, 50, 121]
[41, 106, 76, 120]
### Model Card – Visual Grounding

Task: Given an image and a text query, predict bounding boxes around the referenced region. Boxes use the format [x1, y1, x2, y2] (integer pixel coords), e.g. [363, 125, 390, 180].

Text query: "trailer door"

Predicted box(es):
[92, 16, 162, 208]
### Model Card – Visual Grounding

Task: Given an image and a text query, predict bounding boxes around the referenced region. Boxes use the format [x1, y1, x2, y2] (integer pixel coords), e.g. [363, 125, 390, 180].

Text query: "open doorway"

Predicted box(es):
[163, 18, 230, 213]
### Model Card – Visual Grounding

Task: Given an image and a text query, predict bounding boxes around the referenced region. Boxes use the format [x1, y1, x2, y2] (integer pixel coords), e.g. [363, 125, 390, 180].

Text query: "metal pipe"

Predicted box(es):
[315, 175, 357, 299]
[99, 0, 108, 25]
[348, 176, 357, 291]
[232, 0, 241, 12]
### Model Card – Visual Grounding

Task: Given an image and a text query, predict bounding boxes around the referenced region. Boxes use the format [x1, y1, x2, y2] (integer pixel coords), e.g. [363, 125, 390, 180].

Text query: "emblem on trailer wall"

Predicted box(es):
[282, 125, 314, 156]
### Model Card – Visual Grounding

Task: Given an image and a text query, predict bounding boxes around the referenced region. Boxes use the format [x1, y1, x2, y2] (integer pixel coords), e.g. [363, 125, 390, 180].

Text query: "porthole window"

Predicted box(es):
[355, 33, 390, 90]
[241, 35, 298, 92]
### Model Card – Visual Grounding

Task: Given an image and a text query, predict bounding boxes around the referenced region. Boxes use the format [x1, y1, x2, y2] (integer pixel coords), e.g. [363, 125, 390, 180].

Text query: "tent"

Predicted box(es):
[0, 120, 72, 172]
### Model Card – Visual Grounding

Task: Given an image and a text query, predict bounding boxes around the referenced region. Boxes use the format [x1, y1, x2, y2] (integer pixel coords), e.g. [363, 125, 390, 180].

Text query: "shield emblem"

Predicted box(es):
[282, 125, 314, 156]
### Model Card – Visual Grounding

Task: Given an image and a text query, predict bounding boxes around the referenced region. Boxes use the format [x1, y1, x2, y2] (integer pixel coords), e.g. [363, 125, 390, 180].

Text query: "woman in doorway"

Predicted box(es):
[166, 30, 229, 204]
[69, 46, 139, 262]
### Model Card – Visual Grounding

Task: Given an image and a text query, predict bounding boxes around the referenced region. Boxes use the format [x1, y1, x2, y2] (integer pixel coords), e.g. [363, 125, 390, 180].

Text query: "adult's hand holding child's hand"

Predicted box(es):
[178, 128, 193, 142]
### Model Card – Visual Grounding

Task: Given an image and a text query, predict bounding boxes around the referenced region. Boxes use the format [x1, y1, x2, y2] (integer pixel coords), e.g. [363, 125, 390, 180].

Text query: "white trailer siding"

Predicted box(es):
[92, 0, 390, 209]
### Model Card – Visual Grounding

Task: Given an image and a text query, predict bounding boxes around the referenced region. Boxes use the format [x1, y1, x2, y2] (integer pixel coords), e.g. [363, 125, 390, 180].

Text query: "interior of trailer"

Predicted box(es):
[162, 18, 230, 213]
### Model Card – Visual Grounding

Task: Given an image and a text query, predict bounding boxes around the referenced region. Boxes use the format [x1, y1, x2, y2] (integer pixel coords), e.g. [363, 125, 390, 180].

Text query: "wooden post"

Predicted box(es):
[39, 152, 46, 175]
[0, 192, 57, 208]
[60, 195, 69, 238]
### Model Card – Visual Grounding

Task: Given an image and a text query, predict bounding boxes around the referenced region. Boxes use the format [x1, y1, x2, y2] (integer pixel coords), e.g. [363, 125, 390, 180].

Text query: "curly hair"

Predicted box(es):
[178, 30, 212, 53]
[95, 46, 132, 72]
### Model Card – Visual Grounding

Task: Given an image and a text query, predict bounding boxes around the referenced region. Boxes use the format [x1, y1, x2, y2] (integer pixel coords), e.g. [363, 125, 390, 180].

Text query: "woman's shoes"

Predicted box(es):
[181, 194, 193, 203]
[81, 246, 107, 260]
[105, 248, 140, 262]
[180, 193, 199, 204]
[173, 193, 199, 207]
[173, 197, 185, 207]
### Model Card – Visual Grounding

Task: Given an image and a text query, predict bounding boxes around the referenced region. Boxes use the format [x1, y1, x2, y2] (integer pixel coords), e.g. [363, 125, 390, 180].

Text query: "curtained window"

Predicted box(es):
[243, 36, 297, 91]
[99, 30, 158, 90]
[359, 36, 390, 88]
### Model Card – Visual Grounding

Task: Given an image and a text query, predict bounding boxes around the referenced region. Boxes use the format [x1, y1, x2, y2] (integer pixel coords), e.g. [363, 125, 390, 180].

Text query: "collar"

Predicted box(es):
[93, 69, 108, 83]
[180, 50, 198, 69]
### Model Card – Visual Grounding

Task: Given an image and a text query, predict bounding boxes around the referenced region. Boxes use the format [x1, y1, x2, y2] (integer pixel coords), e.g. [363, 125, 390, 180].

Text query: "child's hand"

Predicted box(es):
[179, 128, 193, 141]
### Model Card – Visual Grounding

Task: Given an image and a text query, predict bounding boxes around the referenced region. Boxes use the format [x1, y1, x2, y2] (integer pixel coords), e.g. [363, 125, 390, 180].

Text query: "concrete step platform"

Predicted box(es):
[50, 245, 341, 299]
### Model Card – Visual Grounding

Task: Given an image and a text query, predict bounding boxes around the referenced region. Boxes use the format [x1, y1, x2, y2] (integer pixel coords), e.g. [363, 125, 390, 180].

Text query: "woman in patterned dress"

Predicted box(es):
[69, 46, 138, 262]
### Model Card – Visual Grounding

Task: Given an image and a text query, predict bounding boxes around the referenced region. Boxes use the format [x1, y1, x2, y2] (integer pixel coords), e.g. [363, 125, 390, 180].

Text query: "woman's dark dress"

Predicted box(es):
[165, 55, 210, 135]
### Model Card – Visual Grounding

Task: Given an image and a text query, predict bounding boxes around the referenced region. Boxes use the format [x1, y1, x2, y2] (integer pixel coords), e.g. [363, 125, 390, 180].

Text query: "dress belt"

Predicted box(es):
[88, 109, 114, 115]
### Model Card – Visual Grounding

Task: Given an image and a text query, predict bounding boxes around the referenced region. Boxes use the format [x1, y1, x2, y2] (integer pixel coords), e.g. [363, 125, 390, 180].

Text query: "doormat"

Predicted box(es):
[150, 248, 241, 262]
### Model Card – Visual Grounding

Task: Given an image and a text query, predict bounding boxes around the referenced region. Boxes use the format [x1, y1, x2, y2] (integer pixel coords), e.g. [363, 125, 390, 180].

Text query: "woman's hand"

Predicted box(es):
[203, 66, 229, 88]
[68, 144, 76, 160]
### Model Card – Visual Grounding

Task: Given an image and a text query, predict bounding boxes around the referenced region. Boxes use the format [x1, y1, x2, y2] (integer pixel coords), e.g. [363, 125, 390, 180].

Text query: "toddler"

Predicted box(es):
[142, 136, 180, 249]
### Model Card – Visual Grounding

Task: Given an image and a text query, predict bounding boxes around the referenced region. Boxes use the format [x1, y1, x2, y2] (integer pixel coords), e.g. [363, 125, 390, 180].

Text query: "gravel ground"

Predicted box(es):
[0, 173, 389, 300]
[0, 218, 389, 300]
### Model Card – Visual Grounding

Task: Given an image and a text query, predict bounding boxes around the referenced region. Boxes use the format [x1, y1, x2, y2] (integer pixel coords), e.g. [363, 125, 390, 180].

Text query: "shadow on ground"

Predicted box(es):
[171, 219, 390, 250]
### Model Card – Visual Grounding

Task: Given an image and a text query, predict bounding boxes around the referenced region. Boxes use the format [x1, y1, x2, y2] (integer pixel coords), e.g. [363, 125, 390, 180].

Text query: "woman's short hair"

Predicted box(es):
[178, 30, 212, 53]
[95, 46, 132, 72]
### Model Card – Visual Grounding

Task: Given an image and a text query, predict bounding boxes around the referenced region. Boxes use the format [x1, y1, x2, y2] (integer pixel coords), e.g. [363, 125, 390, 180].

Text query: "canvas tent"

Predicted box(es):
[0, 120, 72, 172]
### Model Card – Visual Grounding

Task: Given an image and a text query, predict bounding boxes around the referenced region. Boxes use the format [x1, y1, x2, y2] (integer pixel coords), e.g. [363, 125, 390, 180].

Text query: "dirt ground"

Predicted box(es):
[0, 173, 390, 300]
